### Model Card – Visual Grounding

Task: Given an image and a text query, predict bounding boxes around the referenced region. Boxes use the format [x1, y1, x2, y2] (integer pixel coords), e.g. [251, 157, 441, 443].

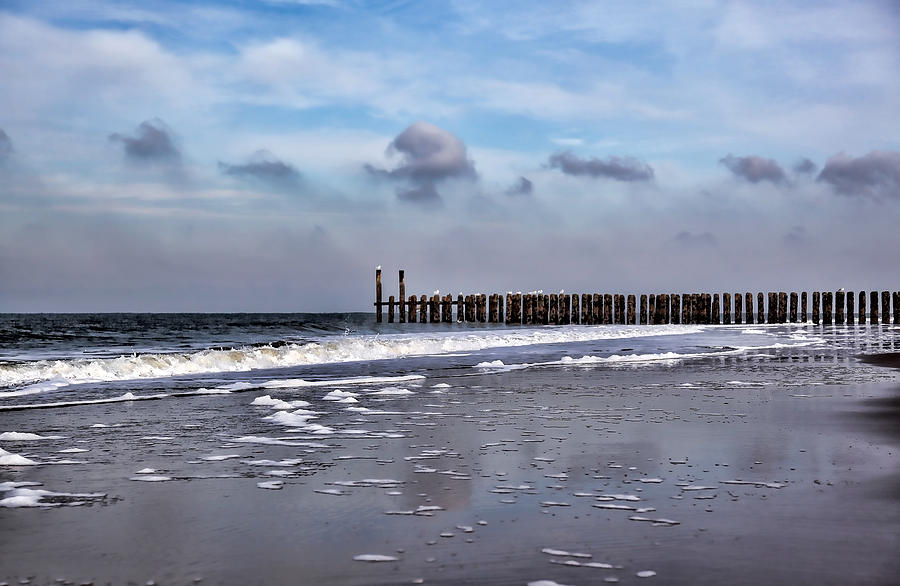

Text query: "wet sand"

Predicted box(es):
[1, 353, 899, 585]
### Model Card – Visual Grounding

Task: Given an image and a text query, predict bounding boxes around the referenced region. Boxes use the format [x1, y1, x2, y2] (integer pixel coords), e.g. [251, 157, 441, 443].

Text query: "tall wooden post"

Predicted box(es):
[648, 294, 656, 325]
[514, 293, 523, 324]
[549, 294, 559, 325]
[571, 294, 580, 325]
[723, 293, 731, 324]
[398, 270, 406, 323]
[488, 294, 497, 323]
[407, 295, 417, 323]
[789, 292, 798, 323]
[523, 294, 533, 325]
[847, 291, 855, 325]
[505, 293, 512, 324]
[464, 295, 473, 322]
[870, 291, 878, 324]
[442, 295, 452, 323]
[429, 294, 438, 323]
[627, 294, 636, 324]
[498, 294, 504, 325]
[682, 294, 691, 324]
[745, 292, 753, 324]
[767, 292, 776, 323]
[593, 294, 601, 325]
[639, 294, 648, 325]
[619, 295, 627, 324]
[882, 291, 890, 324]
[733, 293, 742, 324]
[388, 295, 395, 323]
[479, 294, 487, 323]
[419, 294, 427, 323]
[561, 294, 571, 325]
[858, 291, 866, 324]
[671, 294, 681, 324]
[757, 292, 765, 324]
[894, 292, 900, 324]
[536, 294, 546, 324]
[812, 292, 820, 324]
[835, 291, 845, 325]
[603, 294, 613, 324]
[712, 294, 721, 324]
[801, 292, 807, 323]
[778, 292, 787, 323]
[581, 294, 589, 324]
[822, 292, 833, 325]
[375, 268, 383, 323]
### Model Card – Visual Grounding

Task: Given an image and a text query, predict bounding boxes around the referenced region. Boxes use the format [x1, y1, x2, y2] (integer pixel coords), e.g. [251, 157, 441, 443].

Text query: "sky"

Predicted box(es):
[1, 0, 898, 312]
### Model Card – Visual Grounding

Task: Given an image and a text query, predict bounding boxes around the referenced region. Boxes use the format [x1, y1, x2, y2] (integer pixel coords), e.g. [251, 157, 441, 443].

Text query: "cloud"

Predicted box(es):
[673, 231, 717, 246]
[0, 129, 12, 161]
[783, 225, 808, 245]
[366, 121, 476, 206]
[109, 119, 180, 163]
[219, 150, 302, 189]
[817, 150, 900, 200]
[793, 158, 817, 174]
[505, 176, 533, 197]
[719, 154, 786, 184]
[547, 151, 654, 182]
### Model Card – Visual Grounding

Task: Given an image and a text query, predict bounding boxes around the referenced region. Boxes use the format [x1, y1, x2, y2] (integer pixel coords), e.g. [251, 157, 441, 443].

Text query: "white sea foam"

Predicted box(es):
[353, 554, 399, 562]
[0, 325, 700, 391]
[0, 392, 169, 411]
[251, 395, 311, 409]
[0, 432, 64, 441]
[0, 487, 106, 508]
[0, 447, 39, 466]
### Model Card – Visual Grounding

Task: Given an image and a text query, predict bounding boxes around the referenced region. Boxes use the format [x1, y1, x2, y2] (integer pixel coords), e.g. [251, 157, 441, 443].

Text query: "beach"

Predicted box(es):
[1, 316, 899, 585]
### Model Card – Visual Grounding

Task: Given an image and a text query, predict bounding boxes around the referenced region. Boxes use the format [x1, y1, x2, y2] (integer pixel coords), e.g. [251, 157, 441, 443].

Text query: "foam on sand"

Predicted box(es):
[0, 431, 65, 441]
[353, 554, 399, 562]
[0, 447, 39, 466]
[0, 486, 106, 508]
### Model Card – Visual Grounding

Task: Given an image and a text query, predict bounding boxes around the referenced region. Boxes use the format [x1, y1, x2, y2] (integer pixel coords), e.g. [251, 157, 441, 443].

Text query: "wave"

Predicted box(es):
[0, 325, 700, 393]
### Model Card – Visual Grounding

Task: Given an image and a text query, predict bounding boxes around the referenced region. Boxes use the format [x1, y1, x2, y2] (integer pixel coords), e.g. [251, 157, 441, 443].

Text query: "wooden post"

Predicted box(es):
[648, 294, 656, 325]
[835, 291, 845, 325]
[428, 294, 438, 323]
[822, 292, 832, 325]
[592, 294, 601, 325]
[408, 295, 417, 323]
[894, 291, 900, 324]
[733, 292, 742, 324]
[789, 292, 798, 323]
[745, 292, 753, 324]
[671, 294, 681, 324]
[581, 294, 589, 324]
[847, 291, 854, 325]
[388, 295, 395, 323]
[662, 294, 671, 324]
[712, 294, 721, 325]
[639, 294, 648, 325]
[487, 294, 495, 323]
[812, 292, 820, 324]
[498, 294, 504, 325]
[505, 293, 512, 324]
[617, 295, 626, 324]
[858, 291, 866, 324]
[464, 295, 473, 322]
[692, 293, 701, 324]
[801, 292, 807, 323]
[778, 292, 787, 323]
[442, 295, 452, 323]
[375, 268, 383, 323]
[542, 295, 550, 324]
[882, 291, 890, 324]
[696, 294, 706, 324]
[870, 291, 878, 324]
[523, 294, 533, 325]
[627, 294, 636, 324]
[603, 294, 613, 324]
[756, 292, 764, 324]
[682, 294, 691, 324]
[398, 270, 406, 323]
[515, 293, 524, 324]
[479, 294, 487, 323]
[536, 294, 546, 324]
[420, 294, 427, 323]
[571, 294, 580, 325]
[767, 292, 776, 323]
[549, 294, 558, 325]
[723, 293, 731, 324]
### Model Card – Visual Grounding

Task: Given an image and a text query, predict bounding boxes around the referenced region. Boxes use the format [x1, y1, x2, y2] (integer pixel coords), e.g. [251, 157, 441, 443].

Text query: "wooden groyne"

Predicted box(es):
[374, 269, 900, 326]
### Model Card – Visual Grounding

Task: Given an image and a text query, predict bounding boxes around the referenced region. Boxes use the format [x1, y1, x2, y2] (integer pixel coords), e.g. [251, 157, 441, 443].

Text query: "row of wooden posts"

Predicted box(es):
[375, 269, 900, 326]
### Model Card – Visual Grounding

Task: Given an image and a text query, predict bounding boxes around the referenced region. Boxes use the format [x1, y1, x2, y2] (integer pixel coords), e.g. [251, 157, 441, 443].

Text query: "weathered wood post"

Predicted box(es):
[430, 294, 439, 323]
[682, 294, 691, 324]
[456, 294, 464, 322]
[894, 291, 900, 324]
[541, 294, 550, 324]
[778, 292, 787, 323]
[563, 294, 573, 325]
[479, 294, 487, 323]
[745, 292, 753, 324]
[639, 294, 648, 325]
[570, 294, 578, 325]
[692, 293, 701, 324]
[619, 295, 628, 324]
[388, 295, 395, 323]
[870, 291, 878, 324]
[881, 291, 890, 324]
[671, 294, 681, 324]
[408, 295, 417, 323]
[536, 294, 546, 324]
[757, 292, 765, 324]
[663, 294, 672, 324]
[505, 293, 512, 324]
[801, 292, 807, 323]
[734, 293, 742, 324]
[847, 291, 855, 325]
[789, 292, 798, 323]
[767, 292, 777, 323]
[523, 294, 533, 325]
[712, 294, 721, 325]
[627, 294, 636, 324]
[858, 291, 866, 324]
[464, 295, 473, 322]
[375, 268, 383, 323]
[835, 291, 845, 325]
[549, 293, 558, 325]
[515, 293, 524, 324]
[603, 294, 613, 324]
[723, 293, 732, 324]
[487, 294, 496, 323]
[442, 295, 453, 323]
[812, 292, 820, 324]
[648, 294, 656, 325]
[592, 294, 601, 325]
[822, 291, 833, 325]
[498, 294, 504, 325]
[581, 294, 589, 324]
[399, 270, 406, 323]
[419, 294, 427, 323]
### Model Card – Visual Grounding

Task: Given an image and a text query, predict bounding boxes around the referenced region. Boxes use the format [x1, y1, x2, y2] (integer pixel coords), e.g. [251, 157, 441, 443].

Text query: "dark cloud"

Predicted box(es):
[366, 121, 476, 206]
[793, 158, 817, 174]
[109, 119, 180, 162]
[673, 231, 717, 246]
[719, 154, 786, 184]
[817, 150, 900, 200]
[0, 129, 13, 161]
[547, 151, 654, 182]
[219, 150, 302, 189]
[505, 176, 533, 197]
[396, 183, 441, 206]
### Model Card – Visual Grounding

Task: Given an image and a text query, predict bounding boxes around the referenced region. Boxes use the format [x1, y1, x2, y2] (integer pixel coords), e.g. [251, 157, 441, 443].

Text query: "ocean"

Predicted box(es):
[1, 314, 898, 584]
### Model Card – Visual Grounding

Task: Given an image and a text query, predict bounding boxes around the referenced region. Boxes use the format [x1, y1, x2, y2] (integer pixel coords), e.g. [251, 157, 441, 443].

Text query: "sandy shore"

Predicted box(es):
[1, 353, 899, 585]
